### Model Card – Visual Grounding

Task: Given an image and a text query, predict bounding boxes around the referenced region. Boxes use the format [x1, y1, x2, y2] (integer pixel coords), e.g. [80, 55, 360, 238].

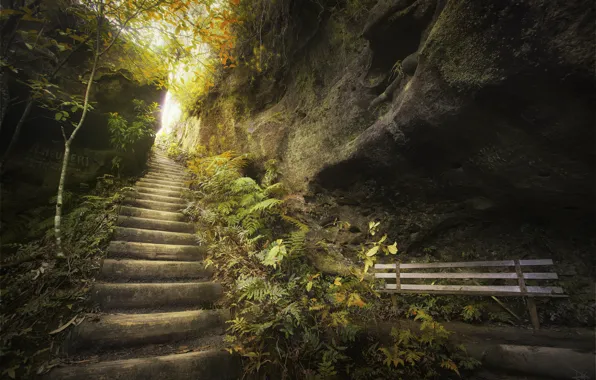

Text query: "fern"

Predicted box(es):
[231, 177, 258, 194]
[249, 198, 283, 214]
[287, 230, 307, 256]
[237, 275, 287, 302]
[281, 215, 309, 232]
[217, 200, 238, 215]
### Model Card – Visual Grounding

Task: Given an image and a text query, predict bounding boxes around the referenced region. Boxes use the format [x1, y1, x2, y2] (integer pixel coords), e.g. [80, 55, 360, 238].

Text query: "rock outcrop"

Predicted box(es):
[169, 1, 595, 323]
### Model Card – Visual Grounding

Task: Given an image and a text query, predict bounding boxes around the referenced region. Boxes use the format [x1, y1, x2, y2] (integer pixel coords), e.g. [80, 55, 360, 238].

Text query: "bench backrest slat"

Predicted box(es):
[374, 259, 553, 270]
[375, 272, 558, 280]
[381, 283, 564, 295]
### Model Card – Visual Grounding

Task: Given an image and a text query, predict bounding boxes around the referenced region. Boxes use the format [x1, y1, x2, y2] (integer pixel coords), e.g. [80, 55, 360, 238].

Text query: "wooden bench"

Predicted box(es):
[374, 259, 567, 329]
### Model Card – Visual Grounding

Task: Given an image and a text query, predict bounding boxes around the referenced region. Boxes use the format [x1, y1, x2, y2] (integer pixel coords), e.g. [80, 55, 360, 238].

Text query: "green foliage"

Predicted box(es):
[355, 308, 480, 379]
[181, 150, 476, 379]
[0, 175, 131, 378]
[461, 304, 483, 322]
[359, 222, 399, 276]
[108, 100, 158, 153]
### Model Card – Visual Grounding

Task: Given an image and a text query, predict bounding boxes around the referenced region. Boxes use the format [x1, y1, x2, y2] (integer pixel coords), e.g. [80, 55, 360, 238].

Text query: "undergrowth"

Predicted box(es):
[181, 150, 480, 379]
[0, 175, 132, 378]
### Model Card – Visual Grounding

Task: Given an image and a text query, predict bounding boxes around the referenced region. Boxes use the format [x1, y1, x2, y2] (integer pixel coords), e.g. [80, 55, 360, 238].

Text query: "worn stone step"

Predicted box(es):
[145, 168, 187, 178]
[150, 155, 182, 164]
[108, 241, 206, 261]
[117, 216, 193, 233]
[137, 177, 187, 187]
[127, 191, 186, 205]
[67, 309, 228, 352]
[149, 162, 185, 171]
[136, 185, 182, 198]
[136, 181, 187, 192]
[47, 349, 240, 380]
[119, 206, 185, 222]
[114, 227, 195, 245]
[145, 166, 185, 175]
[145, 172, 189, 182]
[101, 259, 211, 281]
[142, 175, 189, 185]
[147, 165, 186, 174]
[124, 198, 184, 212]
[92, 282, 222, 309]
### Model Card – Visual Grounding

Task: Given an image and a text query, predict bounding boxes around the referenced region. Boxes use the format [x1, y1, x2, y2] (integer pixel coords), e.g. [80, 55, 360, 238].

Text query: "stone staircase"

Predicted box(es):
[49, 151, 240, 380]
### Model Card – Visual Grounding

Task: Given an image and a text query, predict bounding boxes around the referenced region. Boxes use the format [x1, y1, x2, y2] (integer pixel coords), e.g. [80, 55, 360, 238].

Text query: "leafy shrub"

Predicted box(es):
[107, 100, 158, 153]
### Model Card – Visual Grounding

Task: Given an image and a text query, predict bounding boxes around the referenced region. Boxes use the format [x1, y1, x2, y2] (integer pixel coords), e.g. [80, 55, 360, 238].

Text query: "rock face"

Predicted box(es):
[320, 0, 595, 216]
[178, 0, 594, 217]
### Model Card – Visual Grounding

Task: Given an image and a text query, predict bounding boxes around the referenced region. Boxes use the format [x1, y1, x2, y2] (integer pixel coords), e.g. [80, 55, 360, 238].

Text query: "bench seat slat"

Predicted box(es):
[374, 272, 558, 280]
[374, 259, 553, 270]
[381, 284, 564, 295]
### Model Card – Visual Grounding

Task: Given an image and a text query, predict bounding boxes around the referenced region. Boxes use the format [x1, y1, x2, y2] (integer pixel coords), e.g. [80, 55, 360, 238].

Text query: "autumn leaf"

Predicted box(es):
[347, 293, 366, 308]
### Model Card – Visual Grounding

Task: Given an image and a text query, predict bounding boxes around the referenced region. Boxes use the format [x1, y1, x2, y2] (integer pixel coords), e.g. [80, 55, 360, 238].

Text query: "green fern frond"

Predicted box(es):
[249, 198, 283, 214]
[287, 230, 307, 256]
[242, 216, 265, 236]
[217, 200, 238, 215]
[281, 215, 309, 232]
[237, 275, 287, 302]
[263, 182, 285, 196]
[231, 177, 258, 194]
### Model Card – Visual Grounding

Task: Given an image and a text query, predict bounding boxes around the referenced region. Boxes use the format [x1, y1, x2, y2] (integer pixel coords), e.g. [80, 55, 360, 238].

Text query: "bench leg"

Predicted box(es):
[526, 297, 540, 330]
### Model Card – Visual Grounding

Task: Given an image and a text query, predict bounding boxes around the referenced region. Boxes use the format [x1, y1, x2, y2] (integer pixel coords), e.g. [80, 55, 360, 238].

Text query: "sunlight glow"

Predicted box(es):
[159, 91, 181, 135]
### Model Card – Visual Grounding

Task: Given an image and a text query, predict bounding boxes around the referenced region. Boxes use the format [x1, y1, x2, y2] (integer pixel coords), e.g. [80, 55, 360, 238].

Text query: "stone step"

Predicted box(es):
[147, 165, 186, 174]
[119, 206, 185, 222]
[47, 349, 240, 380]
[117, 216, 193, 233]
[92, 282, 222, 309]
[108, 241, 206, 261]
[127, 191, 186, 205]
[124, 198, 184, 213]
[149, 162, 185, 171]
[149, 155, 181, 163]
[144, 171, 189, 180]
[136, 186, 182, 198]
[67, 310, 228, 352]
[136, 181, 187, 192]
[142, 175, 189, 185]
[101, 259, 211, 281]
[145, 172, 189, 182]
[137, 177, 187, 187]
[114, 227, 195, 245]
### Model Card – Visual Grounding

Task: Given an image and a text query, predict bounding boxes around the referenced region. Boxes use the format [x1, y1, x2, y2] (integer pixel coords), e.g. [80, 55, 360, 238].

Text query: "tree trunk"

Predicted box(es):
[54, 141, 71, 256]
[0, 97, 33, 171]
[0, 70, 9, 134]
[54, 3, 103, 258]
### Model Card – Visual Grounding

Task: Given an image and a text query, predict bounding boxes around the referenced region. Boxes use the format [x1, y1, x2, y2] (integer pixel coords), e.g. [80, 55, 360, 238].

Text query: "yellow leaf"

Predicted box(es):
[333, 277, 342, 286]
[366, 246, 379, 257]
[334, 292, 346, 303]
[387, 242, 398, 254]
[347, 293, 366, 308]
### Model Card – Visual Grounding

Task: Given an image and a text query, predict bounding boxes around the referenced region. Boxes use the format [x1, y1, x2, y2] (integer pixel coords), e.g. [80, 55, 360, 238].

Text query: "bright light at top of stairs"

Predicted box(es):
[159, 91, 181, 135]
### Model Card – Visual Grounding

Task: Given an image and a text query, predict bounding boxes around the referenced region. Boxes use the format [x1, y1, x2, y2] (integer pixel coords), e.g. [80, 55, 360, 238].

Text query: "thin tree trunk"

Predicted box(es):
[54, 3, 103, 258]
[0, 34, 91, 167]
[0, 97, 33, 170]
